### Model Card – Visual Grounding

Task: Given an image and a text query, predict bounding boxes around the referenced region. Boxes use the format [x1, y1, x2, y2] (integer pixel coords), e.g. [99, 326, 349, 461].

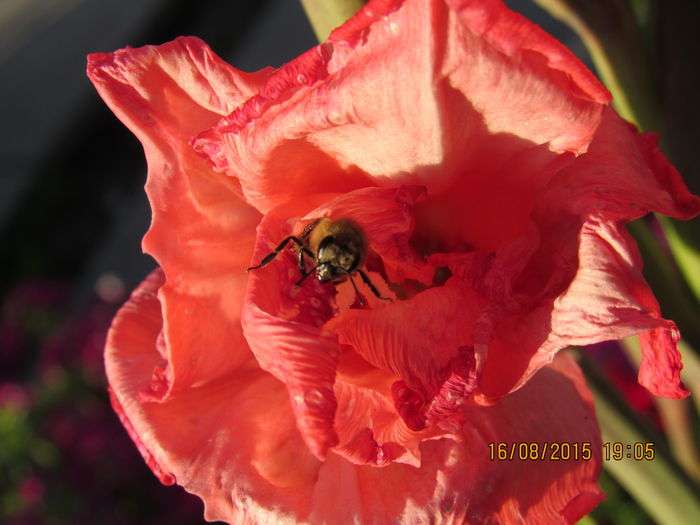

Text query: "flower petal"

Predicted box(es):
[479, 217, 689, 399]
[109, 277, 601, 523]
[329, 280, 483, 418]
[105, 270, 323, 523]
[309, 353, 602, 524]
[541, 108, 700, 220]
[461, 353, 603, 524]
[333, 373, 429, 467]
[474, 107, 698, 400]
[87, 37, 267, 397]
[242, 202, 342, 460]
[194, 0, 608, 214]
[242, 186, 435, 459]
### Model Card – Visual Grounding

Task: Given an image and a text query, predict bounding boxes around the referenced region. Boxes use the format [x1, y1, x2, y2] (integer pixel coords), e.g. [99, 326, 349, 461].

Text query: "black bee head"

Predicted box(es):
[317, 236, 360, 276]
[316, 262, 336, 282]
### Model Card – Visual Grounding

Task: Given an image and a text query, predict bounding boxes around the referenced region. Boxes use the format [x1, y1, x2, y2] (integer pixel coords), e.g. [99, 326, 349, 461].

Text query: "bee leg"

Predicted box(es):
[247, 236, 313, 271]
[298, 246, 307, 274]
[295, 218, 320, 275]
[358, 269, 393, 302]
[296, 220, 319, 274]
[295, 264, 319, 287]
[349, 275, 367, 307]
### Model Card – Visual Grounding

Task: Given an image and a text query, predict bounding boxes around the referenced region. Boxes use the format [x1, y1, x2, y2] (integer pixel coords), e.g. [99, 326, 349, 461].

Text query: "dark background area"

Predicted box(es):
[1, 1, 695, 523]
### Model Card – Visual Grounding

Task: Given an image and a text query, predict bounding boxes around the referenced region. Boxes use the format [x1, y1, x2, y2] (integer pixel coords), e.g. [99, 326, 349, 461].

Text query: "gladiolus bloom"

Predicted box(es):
[87, 0, 699, 523]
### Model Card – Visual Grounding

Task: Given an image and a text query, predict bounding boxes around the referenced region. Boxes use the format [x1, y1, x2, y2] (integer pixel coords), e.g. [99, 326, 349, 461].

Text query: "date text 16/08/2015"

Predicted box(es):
[487, 442, 656, 461]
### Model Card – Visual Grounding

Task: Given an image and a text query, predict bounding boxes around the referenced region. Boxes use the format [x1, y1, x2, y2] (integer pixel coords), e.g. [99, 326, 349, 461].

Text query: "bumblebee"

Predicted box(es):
[247, 218, 390, 300]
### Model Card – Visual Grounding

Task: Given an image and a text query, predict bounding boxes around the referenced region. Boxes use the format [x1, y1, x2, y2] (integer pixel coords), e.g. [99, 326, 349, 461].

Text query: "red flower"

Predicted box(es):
[87, 0, 699, 523]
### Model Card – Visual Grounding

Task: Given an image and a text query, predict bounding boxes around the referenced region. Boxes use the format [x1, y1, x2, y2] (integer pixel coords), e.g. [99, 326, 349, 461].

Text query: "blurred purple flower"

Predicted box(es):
[1, 279, 209, 524]
[587, 341, 661, 427]
[18, 476, 44, 506]
[0, 382, 30, 410]
[0, 281, 68, 373]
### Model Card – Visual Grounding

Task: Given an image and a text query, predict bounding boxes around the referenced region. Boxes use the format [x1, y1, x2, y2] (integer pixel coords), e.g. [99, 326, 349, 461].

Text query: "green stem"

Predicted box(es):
[657, 216, 700, 302]
[533, 0, 658, 130]
[593, 385, 700, 525]
[622, 337, 700, 481]
[627, 220, 700, 350]
[679, 339, 700, 415]
[577, 351, 700, 524]
[300, 0, 365, 41]
[577, 349, 700, 522]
